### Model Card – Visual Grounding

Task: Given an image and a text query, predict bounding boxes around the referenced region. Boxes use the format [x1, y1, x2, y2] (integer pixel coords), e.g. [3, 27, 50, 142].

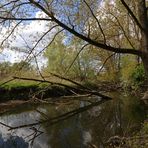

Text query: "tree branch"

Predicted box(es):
[0, 1, 143, 57]
[65, 43, 89, 74]
[120, 0, 144, 31]
[29, 0, 142, 56]
[83, 0, 106, 44]
[12, 76, 112, 100]
[52, 16, 142, 55]
[108, 12, 135, 49]
[24, 25, 59, 62]
[97, 53, 116, 75]
[0, 17, 52, 21]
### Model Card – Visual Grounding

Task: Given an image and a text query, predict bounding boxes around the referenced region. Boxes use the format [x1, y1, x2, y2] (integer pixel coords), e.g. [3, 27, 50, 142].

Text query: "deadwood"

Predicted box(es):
[13, 76, 112, 100]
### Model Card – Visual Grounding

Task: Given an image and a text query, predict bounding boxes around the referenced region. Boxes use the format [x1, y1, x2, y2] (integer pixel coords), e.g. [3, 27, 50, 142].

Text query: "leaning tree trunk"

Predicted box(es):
[138, 0, 148, 83]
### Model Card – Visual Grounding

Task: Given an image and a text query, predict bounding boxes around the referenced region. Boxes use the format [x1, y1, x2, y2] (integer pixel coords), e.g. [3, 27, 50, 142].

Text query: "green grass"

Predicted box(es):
[0, 79, 39, 89]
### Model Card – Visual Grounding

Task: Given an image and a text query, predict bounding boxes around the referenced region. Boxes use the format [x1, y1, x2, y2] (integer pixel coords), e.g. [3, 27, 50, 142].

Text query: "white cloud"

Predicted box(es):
[9, 11, 50, 49]
[0, 11, 56, 64]
[0, 49, 24, 63]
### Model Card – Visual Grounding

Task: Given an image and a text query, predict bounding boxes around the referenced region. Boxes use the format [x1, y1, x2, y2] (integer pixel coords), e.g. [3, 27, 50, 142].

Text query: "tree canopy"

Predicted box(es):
[0, 0, 148, 83]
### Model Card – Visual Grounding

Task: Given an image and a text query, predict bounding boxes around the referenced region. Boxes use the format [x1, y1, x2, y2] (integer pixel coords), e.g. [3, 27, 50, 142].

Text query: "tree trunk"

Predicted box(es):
[138, 0, 148, 83]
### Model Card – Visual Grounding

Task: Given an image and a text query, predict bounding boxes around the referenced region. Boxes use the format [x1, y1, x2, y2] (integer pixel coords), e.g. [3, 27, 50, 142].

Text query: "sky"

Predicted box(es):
[0, 11, 51, 66]
[0, 0, 105, 65]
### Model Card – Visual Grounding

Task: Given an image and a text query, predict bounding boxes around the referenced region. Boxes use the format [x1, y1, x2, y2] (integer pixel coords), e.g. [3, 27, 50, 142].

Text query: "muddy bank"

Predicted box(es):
[0, 85, 72, 102]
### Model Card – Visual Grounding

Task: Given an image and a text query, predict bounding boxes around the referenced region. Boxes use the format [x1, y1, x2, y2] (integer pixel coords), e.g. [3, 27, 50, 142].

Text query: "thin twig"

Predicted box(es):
[65, 43, 89, 74]
[97, 53, 116, 75]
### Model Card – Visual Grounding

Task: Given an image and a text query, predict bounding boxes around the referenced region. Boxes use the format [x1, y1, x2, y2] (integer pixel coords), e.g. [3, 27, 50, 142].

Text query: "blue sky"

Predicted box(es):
[0, 0, 104, 65]
[0, 11, 52, 66]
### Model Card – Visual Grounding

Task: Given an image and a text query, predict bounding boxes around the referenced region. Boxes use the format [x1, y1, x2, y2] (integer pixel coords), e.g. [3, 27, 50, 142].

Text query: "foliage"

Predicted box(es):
[0, 62, 12, 77]
[131, 64, 146, 86]
[0, 0, 148, 88]
[125, 121, 148, 148]
[140, 121, 148, 134]
[120, 55, 137, 88]
[120, 55, 146, 89]
[11, 61, 32, 72]
[1, 80, 38, 90]
[0, 61, 33, 79]
[44, 35, 98, 81]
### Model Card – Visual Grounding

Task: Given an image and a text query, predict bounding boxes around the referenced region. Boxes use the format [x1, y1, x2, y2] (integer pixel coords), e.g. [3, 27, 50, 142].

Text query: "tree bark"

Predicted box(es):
[138, 0, 148, 82]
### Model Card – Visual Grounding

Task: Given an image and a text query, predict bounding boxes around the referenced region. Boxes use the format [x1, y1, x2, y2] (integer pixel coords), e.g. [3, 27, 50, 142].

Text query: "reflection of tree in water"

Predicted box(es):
[0, 134, 29, 148]
[40, 93, 146, 148]
[81, 93, 147, 147]
[44, 115, 84, 148]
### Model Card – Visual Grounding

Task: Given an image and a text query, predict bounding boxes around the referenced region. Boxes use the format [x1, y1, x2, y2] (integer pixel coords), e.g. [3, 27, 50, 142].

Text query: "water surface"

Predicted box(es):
[0, 92, 147, 148]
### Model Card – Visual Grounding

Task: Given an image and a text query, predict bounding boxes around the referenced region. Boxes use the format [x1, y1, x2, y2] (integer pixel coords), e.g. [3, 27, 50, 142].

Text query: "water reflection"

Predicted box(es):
[0, 111, 49, 148]
[0, 92, 147, 148]
[0, 134, 28, 148]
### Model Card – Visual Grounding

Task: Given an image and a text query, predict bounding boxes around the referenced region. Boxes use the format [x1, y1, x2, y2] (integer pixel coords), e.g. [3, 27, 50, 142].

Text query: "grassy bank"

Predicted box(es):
[0, 78, 74, 101]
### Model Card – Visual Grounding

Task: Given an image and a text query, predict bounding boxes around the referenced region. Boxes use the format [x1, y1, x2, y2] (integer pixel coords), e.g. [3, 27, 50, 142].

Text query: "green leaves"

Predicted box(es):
[132, 64, 146, 86]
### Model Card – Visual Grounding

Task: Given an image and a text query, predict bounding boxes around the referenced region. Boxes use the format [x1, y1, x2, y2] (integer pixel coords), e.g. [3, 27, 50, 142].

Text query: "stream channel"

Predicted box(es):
[0, 92, 147, 148]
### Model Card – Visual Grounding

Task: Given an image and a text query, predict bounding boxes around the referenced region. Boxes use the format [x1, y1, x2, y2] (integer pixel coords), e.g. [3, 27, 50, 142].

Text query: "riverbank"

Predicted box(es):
[0, 80, 146, 102]
[0, 84, 73, 102]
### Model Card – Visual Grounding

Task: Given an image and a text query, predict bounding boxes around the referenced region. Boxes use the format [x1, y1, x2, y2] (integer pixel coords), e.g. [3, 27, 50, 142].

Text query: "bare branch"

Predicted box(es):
[35, 29, 64, 57]
[83, 0, 106, 44]
[29, 0, 54, 17]
[19, 35, 45, 80]
[0, 78, 15, 87]
[24, 25, 59, 62]
[1, 20, 22, 47]
[0, 17, 52, 21]
[97, 53, 116, 75]
[12, 76, 112, 99]
[0, 0, 18, 9]
[49, 72, 91, 91]
[16, 29, 64, 75]
[120, 0, 144, 31]
[65, 43, 89, 74]
[29, 0, 142, 56]
[0, 121, 12, 128]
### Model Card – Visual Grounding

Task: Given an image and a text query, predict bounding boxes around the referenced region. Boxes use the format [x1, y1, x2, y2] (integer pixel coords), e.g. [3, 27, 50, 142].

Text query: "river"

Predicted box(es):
[0, 92, 147, 148]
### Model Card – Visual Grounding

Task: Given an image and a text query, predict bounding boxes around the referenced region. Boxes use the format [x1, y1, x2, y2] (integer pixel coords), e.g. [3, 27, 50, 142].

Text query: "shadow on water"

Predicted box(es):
[0, 92, 147, 148]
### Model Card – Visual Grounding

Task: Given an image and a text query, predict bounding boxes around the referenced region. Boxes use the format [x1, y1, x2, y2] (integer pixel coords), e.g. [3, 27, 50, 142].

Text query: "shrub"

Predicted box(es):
[131, 64, 146, 87]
